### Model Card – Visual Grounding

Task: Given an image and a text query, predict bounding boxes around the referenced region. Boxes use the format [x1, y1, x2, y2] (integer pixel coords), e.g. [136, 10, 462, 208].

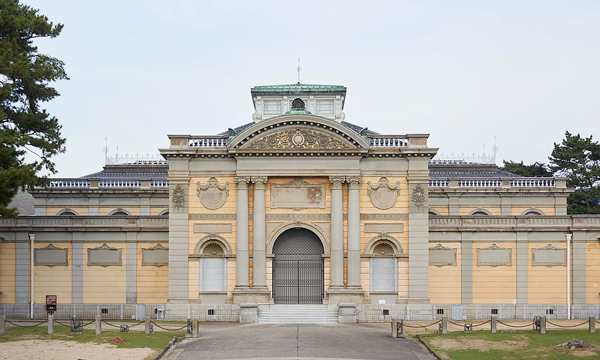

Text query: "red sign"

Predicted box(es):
[46, 295, 57, 312]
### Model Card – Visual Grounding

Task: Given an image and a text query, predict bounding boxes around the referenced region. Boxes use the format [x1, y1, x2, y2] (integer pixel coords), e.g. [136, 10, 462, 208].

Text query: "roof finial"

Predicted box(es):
[297, 57, 302, 85]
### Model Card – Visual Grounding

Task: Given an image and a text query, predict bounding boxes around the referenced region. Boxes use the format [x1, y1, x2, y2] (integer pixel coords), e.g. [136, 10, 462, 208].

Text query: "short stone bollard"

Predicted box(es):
[95, 315, 101, 335]
[540, 316, 546, 334]
[145, 316, 151, 334]
[491, 316, 497, 333]
[0, 315, 5, 335]
[192, 318, 200, 338]
[590, 317, 596, 333]
[441, 316, 448, 334]
[391, 319, 398, 338]
[48, 313, 54, 335]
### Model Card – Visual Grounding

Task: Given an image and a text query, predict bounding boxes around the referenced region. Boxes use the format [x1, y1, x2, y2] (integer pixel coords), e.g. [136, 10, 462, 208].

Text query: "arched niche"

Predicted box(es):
[267, 221, 330, 256]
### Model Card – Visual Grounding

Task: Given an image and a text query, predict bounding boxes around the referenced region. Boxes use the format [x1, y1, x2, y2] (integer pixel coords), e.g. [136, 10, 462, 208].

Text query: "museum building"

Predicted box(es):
[1, 83, 599, 322]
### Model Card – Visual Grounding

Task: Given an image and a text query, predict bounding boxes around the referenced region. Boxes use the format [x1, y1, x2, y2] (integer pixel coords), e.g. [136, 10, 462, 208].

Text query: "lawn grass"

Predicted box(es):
[0, 325, 184, 350]
[420, 330, 600, 360]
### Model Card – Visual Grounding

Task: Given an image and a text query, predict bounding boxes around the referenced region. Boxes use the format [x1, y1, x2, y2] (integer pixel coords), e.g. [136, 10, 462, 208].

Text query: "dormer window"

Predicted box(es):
[291, 98, 305, 110]
[316, 100, 334, 115]
[263, 100, 281, 115]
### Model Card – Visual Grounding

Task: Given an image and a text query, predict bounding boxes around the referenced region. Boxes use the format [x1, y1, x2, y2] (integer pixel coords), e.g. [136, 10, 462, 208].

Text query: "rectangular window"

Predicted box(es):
[491, 309, 499, 315]
[370, 258, 398, 292]
[199, 258, 227, 291]
[316, 100, 334, 114]
[263, 101, 281, 115]
[437, 309, 444, 315]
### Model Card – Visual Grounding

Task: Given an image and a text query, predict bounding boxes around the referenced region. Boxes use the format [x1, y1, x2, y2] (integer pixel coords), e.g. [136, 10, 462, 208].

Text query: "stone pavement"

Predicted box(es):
[163, 322, 433, 360]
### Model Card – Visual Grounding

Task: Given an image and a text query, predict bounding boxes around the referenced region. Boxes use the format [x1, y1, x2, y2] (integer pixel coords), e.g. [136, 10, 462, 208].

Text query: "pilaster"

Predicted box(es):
[572, 233, 586, 305]
[328, 176, 344, 290]
[461, 241, 473, 304]
[347, 176, 362, 288]
[407, 170, 430, 304]
[168, 169, 190, 302]
[232, 176, 252, 303]
[516, 235, 528, 304]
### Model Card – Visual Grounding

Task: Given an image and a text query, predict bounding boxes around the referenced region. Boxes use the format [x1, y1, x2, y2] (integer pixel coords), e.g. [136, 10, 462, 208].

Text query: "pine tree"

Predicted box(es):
[0, 0, 68, 217]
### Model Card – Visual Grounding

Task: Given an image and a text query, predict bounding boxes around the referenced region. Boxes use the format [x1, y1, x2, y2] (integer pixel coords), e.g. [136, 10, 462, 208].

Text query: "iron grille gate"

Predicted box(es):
[273, 258, 324, 304]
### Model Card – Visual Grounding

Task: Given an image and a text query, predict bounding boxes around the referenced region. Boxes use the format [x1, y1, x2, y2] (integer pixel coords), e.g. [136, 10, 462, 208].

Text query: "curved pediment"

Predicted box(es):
[227, 115, 370, 153]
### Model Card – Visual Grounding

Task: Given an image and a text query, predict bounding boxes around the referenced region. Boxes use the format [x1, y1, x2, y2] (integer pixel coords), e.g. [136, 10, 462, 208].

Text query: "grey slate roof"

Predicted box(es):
[80, 163, 168, 179]
[218, 120, 380, 136]
[429, 163, 522, 178]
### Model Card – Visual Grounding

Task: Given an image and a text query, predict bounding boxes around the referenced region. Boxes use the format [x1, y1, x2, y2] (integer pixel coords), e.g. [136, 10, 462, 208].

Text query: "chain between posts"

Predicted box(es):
[546, 320, 589, 328]
[150, 321, 188, 331]
[496, 320, 534, 328]
[402, 320, 441, 329]
[6, 320, 47, 327]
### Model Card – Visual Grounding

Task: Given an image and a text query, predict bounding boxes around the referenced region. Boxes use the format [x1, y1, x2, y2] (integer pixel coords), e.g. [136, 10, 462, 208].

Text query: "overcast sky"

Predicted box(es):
[25, 0, 600, 178]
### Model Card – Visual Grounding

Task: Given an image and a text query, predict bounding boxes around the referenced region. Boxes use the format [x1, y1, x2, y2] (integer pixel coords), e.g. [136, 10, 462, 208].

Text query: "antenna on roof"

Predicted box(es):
[297, 57, 302, 85]
[103, 137, 109, 165]
[492, 135, 499, 165]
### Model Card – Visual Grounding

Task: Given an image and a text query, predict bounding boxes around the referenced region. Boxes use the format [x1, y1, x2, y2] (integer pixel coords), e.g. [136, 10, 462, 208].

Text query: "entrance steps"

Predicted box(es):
[257, 304, 338, 324]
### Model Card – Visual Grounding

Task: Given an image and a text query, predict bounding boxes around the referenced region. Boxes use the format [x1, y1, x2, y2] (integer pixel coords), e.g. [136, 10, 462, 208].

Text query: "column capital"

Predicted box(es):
[251, 176, 268, 190]
[346, 176, 362, 189]
[234, 176, 251, 190]
[329, 176, 345, 189]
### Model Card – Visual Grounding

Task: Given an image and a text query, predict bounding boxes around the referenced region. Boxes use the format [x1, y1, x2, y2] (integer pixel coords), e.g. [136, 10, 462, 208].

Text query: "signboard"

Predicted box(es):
[46, 295, 57, 313]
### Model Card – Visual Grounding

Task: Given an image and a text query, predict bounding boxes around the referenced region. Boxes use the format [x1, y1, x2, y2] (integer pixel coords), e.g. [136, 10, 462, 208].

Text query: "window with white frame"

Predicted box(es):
[316, 100, 334, 114]
[263, 100, 281, 115]
[199, 242, 227, 291]
[370, 258, 397, 292]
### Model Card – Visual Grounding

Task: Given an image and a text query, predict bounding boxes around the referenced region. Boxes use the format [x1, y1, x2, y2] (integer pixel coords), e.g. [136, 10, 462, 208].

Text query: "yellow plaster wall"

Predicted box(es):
[82, 243, 126, 303]
[227, 258, 236, 297]
[431, 207, 449, 215]
[511, 207, 556, 216]
[586, 242, 600, 304]
[528, 243, 567, 304]
[46, 207, 90, 216]
[0, 242, 16, 303]
[189, 259, 199, 298]
[34, 243, 72, 303]
[150, 207, 169, 215]
[459, 207, 502, 215]
[429, 242, 462, 304]
[98, 207, 141, 216]
[398, 260, 408, 299]
[472, 243, 517, 304]
[137, 243, 168, 303]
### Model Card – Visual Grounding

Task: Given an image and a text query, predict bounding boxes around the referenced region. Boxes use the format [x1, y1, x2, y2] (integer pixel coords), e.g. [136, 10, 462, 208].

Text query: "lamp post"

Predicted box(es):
[29, 233, 35, 319]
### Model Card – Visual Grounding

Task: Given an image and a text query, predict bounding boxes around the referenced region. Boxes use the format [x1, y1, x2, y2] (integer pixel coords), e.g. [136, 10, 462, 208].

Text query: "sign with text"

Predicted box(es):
[46, 295, 57, 313]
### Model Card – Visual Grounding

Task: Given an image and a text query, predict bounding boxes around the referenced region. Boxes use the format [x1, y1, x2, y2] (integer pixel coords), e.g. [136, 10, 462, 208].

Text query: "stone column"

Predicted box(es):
[234, 176, 251, 288]
[347, 176, 362, 288]
[167, 177, 190, 302]
[252, 177, 268, 288]
[407, 174, 430, 304]
[329, 176, 345, 289]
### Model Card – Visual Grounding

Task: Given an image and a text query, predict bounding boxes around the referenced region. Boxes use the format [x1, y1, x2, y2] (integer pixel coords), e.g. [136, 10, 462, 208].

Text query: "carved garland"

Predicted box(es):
[412, 184, 426, 209]
[197, 177, 229, 210]
[172, 184, 185, 210]
[246, 129, 353, 150]
[367, 177, 400, 210]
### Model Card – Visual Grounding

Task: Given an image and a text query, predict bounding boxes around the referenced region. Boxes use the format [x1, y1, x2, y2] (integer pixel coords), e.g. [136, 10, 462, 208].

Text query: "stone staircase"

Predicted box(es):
[257, 304, 338, 324]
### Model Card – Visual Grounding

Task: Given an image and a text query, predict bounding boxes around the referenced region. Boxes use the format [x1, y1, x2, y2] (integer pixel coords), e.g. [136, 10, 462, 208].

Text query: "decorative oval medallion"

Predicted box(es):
[367, 177, 400, 210]
[292, 130, 305, 146]
[197, 177, 229, 210]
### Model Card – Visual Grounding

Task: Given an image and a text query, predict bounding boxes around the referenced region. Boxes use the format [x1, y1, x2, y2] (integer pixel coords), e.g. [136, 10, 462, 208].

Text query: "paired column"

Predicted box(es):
[329, 176, 345, 288]
[252, 177, 268, 288]
[234, 176, 251, 288]
[347, 176, 362, 288]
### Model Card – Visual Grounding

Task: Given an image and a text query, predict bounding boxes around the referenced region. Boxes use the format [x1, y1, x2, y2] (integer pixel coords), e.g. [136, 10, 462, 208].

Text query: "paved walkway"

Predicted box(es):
[163, 322, 433, 360]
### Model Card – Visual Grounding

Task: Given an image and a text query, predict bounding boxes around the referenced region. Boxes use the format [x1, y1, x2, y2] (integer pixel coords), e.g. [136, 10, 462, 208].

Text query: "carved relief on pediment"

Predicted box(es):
[197, 177, 229, 210]
[244, 128, 354, 150]
[367, 177, 400, 210]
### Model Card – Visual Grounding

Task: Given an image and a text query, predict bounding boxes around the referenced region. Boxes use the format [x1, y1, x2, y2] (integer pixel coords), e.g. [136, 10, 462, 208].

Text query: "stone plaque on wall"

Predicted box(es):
[35, 244, 68, 266]
[532, 244, 566, 267]
[477, 243, 512, 267]
[364, 223, 404, 233]
[429, 244, 456, 267]
[271, 178, 325, 209]
[142, 244, 169, 266]
[88, 244, 122, 267]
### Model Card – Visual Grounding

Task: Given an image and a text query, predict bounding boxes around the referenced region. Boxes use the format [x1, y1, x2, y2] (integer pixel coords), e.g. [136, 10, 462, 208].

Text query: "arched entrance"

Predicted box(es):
[272, 228, 324, 304]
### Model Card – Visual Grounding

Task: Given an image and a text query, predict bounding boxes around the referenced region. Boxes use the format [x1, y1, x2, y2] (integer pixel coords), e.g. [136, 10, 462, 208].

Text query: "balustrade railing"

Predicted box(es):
[98, 180, 141, 188]
[429, 215, 600, 228]
[49, 180, 91, 188]
[429, 177, 559, 189]
[368, 136, 409, 147]
[0, 216, 169, 228]
[188, 136, 228, 148]
[428, 180, 450, 187]
[510, 179, 555, 187]
[150, 180, 169, 188]
[458, 179, 503, 187]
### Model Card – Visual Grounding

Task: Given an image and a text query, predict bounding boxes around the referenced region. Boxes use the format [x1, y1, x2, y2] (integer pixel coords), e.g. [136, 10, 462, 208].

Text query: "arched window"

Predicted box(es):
[109, 209, 131, 216]
[57, 209, 78, 216]
[158, 210, 169, 216]
[428, 209, 441, 216]
[468, 209, 492, 216]
[199, 241, 227, 292]
[522, 209, 544, 216]
[368, 239, 399, 293]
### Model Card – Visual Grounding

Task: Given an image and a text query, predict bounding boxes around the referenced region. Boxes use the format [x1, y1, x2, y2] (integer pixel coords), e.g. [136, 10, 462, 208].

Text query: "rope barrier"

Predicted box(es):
[471, 320, 491, 328]
[447, 320, 463, 327]
[402, 320, 441, 329]
[496, 321, 533, 328]
[546, 320, 588, 328]
[150, 321, 188, 331]
[128, 321, 145, 328]
[101, 320, 123, 328]
[55, 320, 71, 327]
[6, 320, 48, 327]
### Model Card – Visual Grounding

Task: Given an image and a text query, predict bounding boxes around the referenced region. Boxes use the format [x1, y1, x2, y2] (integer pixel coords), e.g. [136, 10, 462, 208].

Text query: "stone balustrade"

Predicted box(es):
[368, 135, 409, 147]
[0, 216, 169, 229]
[429, 177, 564, 189]
[45, 179, 169, 189]
[188, 136, 228, 148]
[429, 215, 600, 228]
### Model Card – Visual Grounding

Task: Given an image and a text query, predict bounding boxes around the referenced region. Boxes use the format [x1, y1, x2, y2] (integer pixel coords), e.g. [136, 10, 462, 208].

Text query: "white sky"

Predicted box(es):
[24, 0, 600, 178]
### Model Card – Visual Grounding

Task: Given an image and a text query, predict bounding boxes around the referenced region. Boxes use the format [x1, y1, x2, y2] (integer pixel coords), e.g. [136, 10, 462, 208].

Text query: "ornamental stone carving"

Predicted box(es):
[246, 128, 353, 150]
[429, 244, 457, 267]
[367, 177, 400, 210]
[476, 243, 512, 267]
[271, 177, 325, 210]
[347, 176, 362, 189]
[35, 244, 68, 267]
[234, 176, 251, 190]
[412, 184, 426, 209]
[172, 184, 185, 211]
[329, 176, 345, 190]
[532, 244, 566, 267]
[197, 177, 229, 210]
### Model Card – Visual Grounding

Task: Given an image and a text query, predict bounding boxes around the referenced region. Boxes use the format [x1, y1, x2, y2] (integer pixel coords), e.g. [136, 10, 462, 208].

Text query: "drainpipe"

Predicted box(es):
[566, 232, 572, 320]
[29, 233, 35, 319]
